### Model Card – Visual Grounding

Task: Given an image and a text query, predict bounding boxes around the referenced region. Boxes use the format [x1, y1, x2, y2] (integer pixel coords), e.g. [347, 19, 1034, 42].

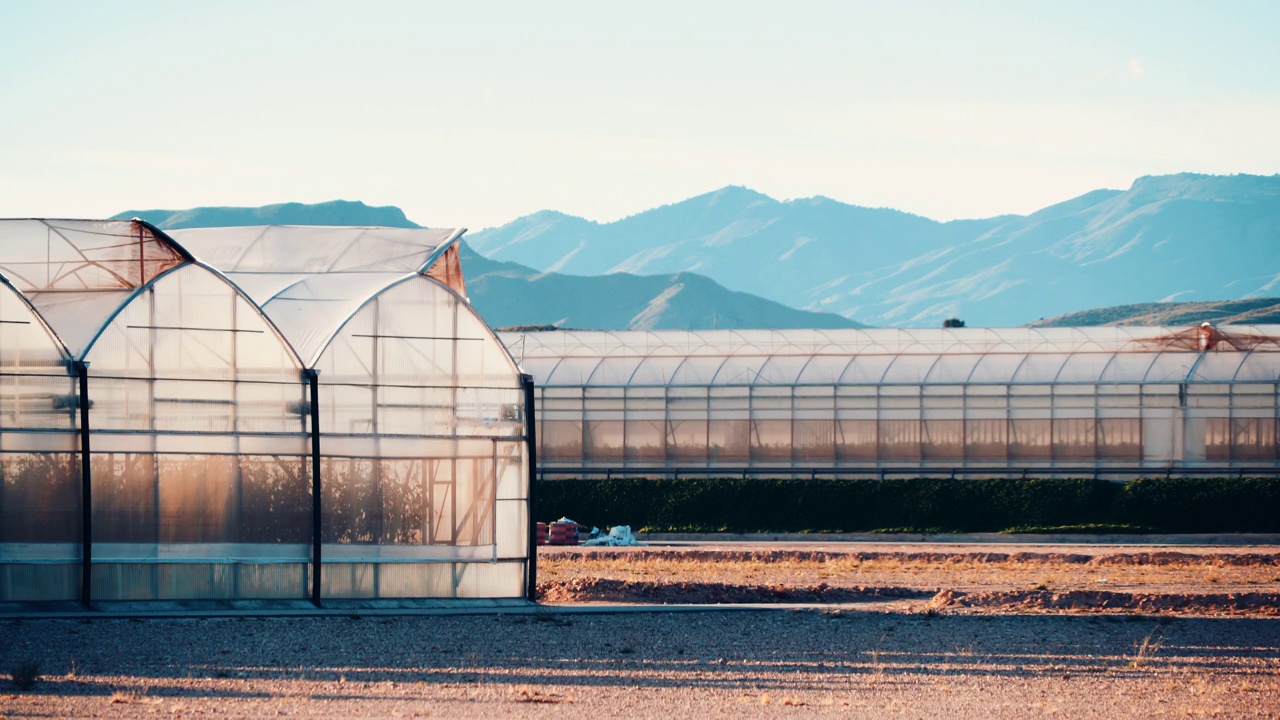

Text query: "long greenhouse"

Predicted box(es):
[0, 220, 531, 606]
[502, 327, 1280, 476]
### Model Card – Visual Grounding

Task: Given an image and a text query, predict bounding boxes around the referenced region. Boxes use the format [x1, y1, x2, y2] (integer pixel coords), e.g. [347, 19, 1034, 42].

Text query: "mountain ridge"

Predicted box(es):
[466, 172, 1280, 327]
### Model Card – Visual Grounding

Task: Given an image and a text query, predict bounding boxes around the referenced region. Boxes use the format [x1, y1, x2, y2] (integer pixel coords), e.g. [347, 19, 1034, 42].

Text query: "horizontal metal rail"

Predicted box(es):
[537, 465, 1280, 480]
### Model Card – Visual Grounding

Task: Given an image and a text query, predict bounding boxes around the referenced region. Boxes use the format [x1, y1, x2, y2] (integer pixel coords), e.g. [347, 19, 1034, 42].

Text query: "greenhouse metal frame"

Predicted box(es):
[502, 328, 1280, 477]
[0, 220, 532, 607]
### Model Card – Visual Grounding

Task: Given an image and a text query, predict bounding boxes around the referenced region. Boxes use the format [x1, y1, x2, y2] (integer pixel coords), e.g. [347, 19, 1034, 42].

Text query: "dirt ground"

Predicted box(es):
[539, 542, 1280, 615]
[2, 542, 1279, 719]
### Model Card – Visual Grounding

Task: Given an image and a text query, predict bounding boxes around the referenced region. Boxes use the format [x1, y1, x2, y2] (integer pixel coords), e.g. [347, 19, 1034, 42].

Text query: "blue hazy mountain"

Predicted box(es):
[115, 201, 862, 331]
[466, 173, 1280, 327]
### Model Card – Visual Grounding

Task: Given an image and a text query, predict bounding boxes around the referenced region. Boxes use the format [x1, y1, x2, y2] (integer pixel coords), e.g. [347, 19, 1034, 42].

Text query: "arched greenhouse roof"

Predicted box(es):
[172, 225, 475, 367]
[501, 327, 1280, 388]
[0, 219, 299, 363]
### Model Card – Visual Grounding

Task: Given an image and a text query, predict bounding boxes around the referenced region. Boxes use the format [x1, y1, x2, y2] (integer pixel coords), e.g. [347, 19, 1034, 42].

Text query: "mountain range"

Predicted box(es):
[466, 173, 1280, 327]
[113, 172, 1280, 330]
[110, 201, 861, 330]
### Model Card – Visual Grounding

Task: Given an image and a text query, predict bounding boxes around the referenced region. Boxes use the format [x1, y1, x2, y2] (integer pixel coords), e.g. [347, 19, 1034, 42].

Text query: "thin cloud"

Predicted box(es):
[1102, 58, 1146, 82]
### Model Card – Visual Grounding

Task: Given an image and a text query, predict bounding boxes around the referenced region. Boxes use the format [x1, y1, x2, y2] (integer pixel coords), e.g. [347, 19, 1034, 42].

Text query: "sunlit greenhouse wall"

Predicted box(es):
[83, 264, 311, 602]
[173, 225, 531, 601]
[0, 278, 79, 602]
[502, 329, 1280, 475]
[312, 277, 527, 599]
[1, 220, 532, 607]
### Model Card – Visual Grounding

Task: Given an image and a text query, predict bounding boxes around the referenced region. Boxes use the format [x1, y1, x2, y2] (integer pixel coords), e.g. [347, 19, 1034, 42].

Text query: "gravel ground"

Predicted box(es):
[3, 543, 1279, 718]
[2, 611, 1279, 719]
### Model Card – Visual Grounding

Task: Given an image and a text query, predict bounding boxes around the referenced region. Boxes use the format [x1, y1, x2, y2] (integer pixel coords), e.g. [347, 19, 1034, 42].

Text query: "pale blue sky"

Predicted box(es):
[2, 0, 1277, 229]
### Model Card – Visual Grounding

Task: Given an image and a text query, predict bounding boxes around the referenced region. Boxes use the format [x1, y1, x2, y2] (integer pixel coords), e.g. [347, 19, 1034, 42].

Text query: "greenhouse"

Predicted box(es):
[0, 220, 531, 607]
[501, 327, 1280, 476]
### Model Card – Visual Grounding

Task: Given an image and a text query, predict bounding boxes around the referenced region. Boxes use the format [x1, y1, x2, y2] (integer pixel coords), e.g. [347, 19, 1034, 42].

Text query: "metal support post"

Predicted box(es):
[521, 373, 538, 602]
[304, 369, 323, 607]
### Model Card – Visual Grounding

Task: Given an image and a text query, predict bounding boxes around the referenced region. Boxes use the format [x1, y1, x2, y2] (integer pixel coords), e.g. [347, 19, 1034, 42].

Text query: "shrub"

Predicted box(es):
[535, 476, 1280, 534]
[10, 659, 41, 690]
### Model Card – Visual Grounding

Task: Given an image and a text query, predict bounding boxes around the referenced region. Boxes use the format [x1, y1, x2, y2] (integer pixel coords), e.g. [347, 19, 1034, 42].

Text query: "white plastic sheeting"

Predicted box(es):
[504, 329, 1280, 472]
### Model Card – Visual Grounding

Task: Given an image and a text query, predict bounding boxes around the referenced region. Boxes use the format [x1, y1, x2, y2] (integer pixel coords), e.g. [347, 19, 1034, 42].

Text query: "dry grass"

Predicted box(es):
[1129, 629, 1164, 669]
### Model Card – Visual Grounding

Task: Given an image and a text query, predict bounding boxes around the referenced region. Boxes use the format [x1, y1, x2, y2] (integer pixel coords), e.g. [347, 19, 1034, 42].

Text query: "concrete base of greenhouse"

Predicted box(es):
[0, 597, 535, 620]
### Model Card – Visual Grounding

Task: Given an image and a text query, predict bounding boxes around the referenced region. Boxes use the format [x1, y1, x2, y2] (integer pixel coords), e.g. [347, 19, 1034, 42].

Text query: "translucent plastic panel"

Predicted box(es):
[836, 419, 877, 462]
[86, 264, 301, 383]
[840, 355, 896, 384]
[546, 357, 603, 387]
[0, 452, 80, 543]
[628, 357, 688, 386]
[881, 355, 939, 385]
[710, 419, 751, 462]
[316, 276, 519, 401]
[1011, 354, 1071, 384]
[173, 225, 457, 274]
[965, 418, 1008, 461]
[541, 419, 583, 461]
[1009, 419, 1051, 461]
[754, 356, 810, 386]
[1189, 353, 1250, 383]
[24, 289, 135, 359]
[625, 417, 665, 461]
[1053, 418, 1097, 461]
[1097, 418, 1141, 460]
[586, 357, 645, 386]
[1233, 353, 1280, 383]
[924, 355, 981, 384]
[0, 220, 183, 293]
[795, 419, 835, 462]
[671, 356, 729, 386]
[1143, 353, 1198, 383]
[968, 354, 1023, 384]
[0, 372, 76, 431]
[90, 453, 309, 546]
[667, 414, 708, 463]
[321, 455, 494, 547]
[796, 355, 855, 386]
[0, 281, 67, 370]
[1055, 353, 1115, 384]
[1229, 418, 1277, 461]
[922, 419, 963, 461]
[711, 356, 768, 385]
[1099, 353, 1161, 384]
[879, 419, 921, 461]
[584, 418, 625, 461]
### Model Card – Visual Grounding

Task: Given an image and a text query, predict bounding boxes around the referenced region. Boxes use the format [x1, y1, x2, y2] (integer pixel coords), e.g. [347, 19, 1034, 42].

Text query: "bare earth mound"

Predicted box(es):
[538, 545, 1280, 615]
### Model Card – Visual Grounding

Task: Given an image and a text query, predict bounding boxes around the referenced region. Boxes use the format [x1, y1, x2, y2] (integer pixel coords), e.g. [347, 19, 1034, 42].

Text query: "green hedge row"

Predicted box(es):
[535, 477, 1280, 534]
